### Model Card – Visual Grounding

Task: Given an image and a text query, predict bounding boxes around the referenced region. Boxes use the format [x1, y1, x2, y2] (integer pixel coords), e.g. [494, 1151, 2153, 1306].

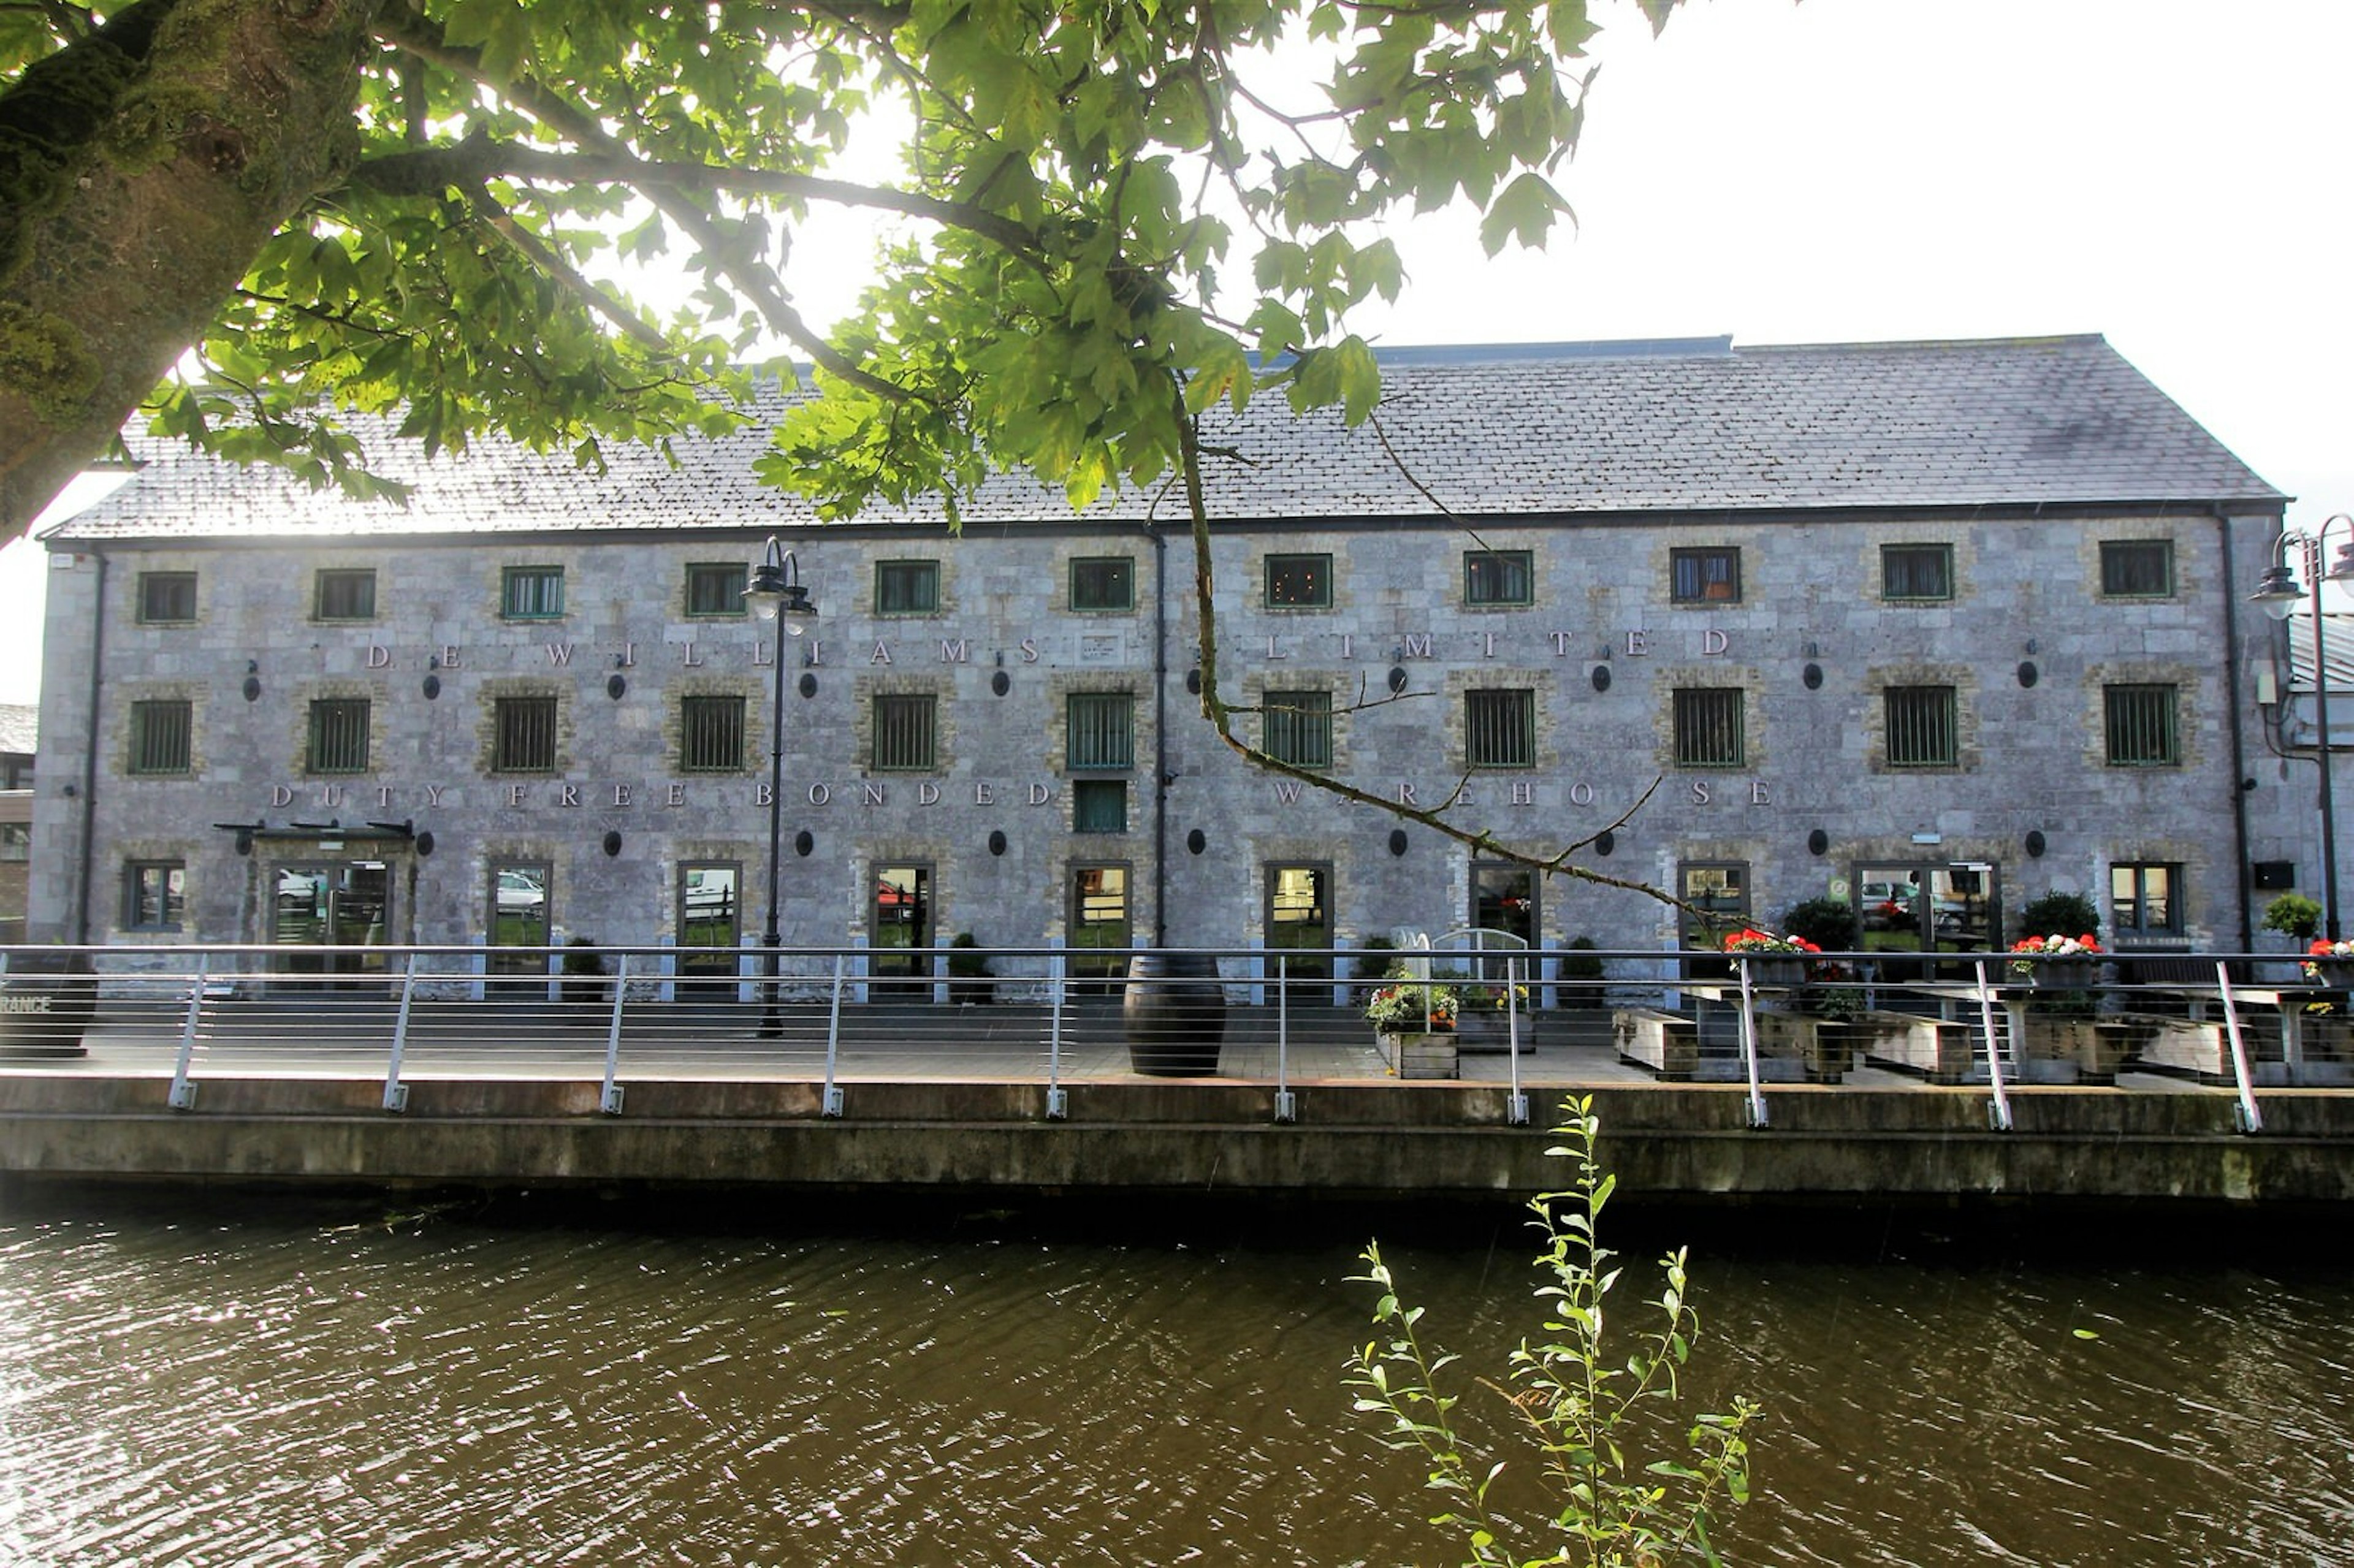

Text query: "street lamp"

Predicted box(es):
[744, 537, 817, 1035]
[2250, 514, 2354, 940]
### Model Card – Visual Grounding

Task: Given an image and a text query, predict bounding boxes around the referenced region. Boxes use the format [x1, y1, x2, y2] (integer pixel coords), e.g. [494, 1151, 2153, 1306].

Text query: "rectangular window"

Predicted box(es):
[313, 568, 377, 622]
[685, 562, 747, 617]
[128, 698, 192, 776]
[1265, 553, 1333, 609]
[1465, 688, 1534, 769]
[1066, 692, 1135, 770]
[1465, 549, 1533, 606]
[1679, 861, 1749, 952]
[137, 571, 197, 624]
[1073, 778, 1127, 832]
[125, 860, 186, 931]
[1068, 864, 1129, 982]
[1881, 544, 1954, 601]
[1883, 686, 1957, 768]
[2111, 862, 2182, 935]
[1672, 687, 1745, 768]
[1669, 547, 1740, 604]
[306, 698, 371, 774]
[2101, 539, 2174, 598]
[501, 565, 565, 619]
[488, 860, 549, 976]
[680, 695, 746, 772]
[1262, 690, 1333, 769]
[2105, 683, 2181, 766]
[875, 559, 940, 614]
[1267, 864, 1333, 980]
[871, 693, 938, 771]
[1070, 556, 1134, 611]
[678, 864, 741, 975]
[493, 695, 558, 774]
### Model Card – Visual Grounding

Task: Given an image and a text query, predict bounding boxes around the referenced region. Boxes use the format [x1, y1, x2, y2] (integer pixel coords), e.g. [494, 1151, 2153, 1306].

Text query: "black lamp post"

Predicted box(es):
[743, 537, 817, 1035]
[2251, 514, 2354, 941]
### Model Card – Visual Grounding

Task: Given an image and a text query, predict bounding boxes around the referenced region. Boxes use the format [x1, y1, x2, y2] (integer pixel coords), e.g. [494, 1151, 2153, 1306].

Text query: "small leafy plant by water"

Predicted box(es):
[1348, 1097, 1760, 1566]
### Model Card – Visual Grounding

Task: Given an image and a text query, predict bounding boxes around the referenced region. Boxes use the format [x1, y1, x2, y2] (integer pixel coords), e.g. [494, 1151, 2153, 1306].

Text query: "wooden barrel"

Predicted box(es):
[1122, 953, 1227, 1076]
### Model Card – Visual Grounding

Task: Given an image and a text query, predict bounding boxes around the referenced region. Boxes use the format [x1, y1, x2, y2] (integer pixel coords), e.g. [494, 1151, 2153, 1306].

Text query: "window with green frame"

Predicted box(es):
[500, 565, 565, 619]
[1070, 556, 1133, 611]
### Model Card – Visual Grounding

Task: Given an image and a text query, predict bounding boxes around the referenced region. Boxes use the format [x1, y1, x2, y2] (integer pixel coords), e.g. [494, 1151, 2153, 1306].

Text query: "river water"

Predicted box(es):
[0, 1189, 2347, 1567]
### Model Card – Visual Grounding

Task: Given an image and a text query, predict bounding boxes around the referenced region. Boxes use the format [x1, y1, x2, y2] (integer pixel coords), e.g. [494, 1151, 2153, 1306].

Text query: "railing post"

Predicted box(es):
[1272, 953, 1297, 1123]
[821, 953, 845, 1117]
[599, 954, 628, 1116]
[1734, 956, 1767, 1128]
[167, 954, 204, 1111]
[1506, 950, 1529, 1126]
[382, 953, 415, 1113]
[1045, 939, 1068, 1119]
[1973, 958, 2013, 1133]
[2215, 959, 2264, 1133]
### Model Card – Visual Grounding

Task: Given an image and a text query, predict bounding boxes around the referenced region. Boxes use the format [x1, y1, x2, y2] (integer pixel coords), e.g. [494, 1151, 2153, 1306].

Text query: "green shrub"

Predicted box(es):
[2017, 891, 2101, 943]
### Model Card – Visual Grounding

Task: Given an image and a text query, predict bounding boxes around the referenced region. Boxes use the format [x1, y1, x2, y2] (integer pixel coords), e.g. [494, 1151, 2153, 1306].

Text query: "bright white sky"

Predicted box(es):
[5, 0, 2348, 706]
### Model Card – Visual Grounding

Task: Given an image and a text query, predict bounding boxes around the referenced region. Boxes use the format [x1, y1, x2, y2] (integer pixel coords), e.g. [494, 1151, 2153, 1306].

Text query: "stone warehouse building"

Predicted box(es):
[26, 336, 2303, 981]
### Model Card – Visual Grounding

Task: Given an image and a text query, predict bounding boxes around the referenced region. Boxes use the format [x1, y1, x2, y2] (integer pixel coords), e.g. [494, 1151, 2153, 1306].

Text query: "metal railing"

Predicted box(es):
[0, 941, 2341, 1131]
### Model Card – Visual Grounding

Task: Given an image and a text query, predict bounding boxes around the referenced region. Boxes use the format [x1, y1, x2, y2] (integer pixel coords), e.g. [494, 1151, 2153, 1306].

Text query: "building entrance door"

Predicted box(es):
[270, 861, 392, 981]
[1856, 861, 1999, 977]
[870, 864, 932, 989]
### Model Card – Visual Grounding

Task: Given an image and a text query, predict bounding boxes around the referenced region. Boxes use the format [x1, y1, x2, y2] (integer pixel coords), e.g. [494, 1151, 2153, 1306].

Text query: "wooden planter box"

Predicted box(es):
[1751, 1011, 1848, 1084]
[1613, 1008, 1697, 1080]
[1379, 1030, 1460, 1080]
[1455, 1010, 1533, 1054]
[1853, 1011, 1978, 1083]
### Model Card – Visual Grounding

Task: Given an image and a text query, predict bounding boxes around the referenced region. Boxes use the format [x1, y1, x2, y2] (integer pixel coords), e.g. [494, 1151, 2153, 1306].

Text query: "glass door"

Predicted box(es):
[870, 864, 932, 988]
[270, 861, 391, 981]
[1856, 861, 1999, 978]
[679, 863, 741, 993]
[1265, 864, 1332, 980]
[1069, 864, 1129, 990]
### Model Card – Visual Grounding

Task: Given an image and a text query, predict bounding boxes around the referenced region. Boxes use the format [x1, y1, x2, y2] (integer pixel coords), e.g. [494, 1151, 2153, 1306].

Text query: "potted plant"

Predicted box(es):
[2263, 893, 2323, 945]
[1364, 969, 1461, 1079]
[561, 936, 610, 1005]
[1453, 970, 1533, 1054]
[1721, 927, 1818, 989]
[1557, 936, 1605, 1007]
[948, 932, 992, 1005]
[2303, 937, 2354, 991]
[2007, 932, 2105, 992]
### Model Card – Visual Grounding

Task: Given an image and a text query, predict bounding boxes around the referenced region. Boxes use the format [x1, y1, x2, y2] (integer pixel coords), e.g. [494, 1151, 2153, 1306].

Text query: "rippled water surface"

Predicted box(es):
[1, 1193, 2348, 1566]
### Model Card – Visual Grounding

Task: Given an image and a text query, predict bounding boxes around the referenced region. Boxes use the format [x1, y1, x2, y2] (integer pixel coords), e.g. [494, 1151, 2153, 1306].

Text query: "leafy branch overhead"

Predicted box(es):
[2, 0, 1670, 533]
[1, 0, 1680, 881]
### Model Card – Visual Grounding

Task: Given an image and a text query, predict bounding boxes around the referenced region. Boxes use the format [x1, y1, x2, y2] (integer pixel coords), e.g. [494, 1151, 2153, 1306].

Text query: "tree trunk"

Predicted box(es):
[0, 0, 379, 538]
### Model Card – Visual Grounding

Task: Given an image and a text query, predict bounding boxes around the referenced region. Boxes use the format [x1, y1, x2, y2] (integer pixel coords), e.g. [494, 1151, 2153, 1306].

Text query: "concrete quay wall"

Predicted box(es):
[3, 1076, 2352, 1206]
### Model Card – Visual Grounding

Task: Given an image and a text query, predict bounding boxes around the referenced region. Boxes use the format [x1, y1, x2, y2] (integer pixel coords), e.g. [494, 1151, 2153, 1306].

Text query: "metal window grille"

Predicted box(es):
[1465, 550, 1533, 605]
[126, 861, 185, 928]
[1883, 687, 1957, 767]
[872, 693, 937, 770]
[493, 696, 558, 772]
[1265, 554, 1332, 608]
[1067, 692, 1134, 769]
[138, 573, 196, 623]
[1070, 557, 1133, 611]
[1263, 690, 1333, 767]
[680, 695, 745, 771]
[2105, 684, 2180, 766]
[1073, 779, 1127, 832]
[1465, 688, 1534, 768]
[129, 699, 192, 775]
[1672, 687, 1745, 767]
[686, 563, 747, 616]
[1669, 548, 1739, 603]
[1881, 544, 1952, 600]
[501, 566, 564, 618]
[2100, 541, 2174, 597]
[313, 569, 376, 621]
[307, 698, 371, 774]
[875, 560, 940, 614]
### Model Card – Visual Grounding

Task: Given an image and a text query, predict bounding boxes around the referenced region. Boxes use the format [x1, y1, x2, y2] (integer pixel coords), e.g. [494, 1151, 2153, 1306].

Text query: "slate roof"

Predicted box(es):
[40, 335, 2283, 543]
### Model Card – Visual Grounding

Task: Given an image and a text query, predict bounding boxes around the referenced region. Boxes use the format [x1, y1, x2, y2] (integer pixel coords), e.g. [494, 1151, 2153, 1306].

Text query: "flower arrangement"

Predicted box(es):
[1363, 976, 1460, 1032]
[1721, 929, 1821, 956]
[2303, 938, 2354, 983]
[2006, 933, 2103, 977]
[1460, 981, 1531, 1013]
